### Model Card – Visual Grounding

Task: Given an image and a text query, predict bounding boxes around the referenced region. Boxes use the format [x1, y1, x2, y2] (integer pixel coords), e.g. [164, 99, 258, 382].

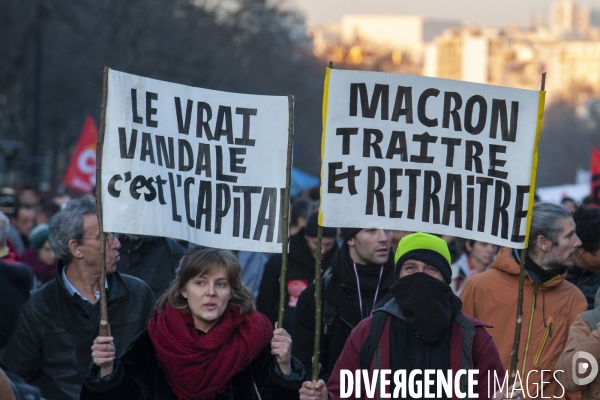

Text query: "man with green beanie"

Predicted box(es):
[300, 232, 508, 400]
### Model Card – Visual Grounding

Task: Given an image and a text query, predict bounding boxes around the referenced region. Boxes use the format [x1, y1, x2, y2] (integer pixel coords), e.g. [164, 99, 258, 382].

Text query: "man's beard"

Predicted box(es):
[545, 260, 573, 270]
[544, 251, 576, 270]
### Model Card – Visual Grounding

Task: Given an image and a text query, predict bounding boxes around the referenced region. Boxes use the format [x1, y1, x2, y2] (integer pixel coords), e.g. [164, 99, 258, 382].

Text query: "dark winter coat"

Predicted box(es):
[0, 262, 155, 400]
[0, 257, 34, 349]
[81, 329, 306, 400]
[256, 228, 338, 332]
[292, 243, 395, 382]
[566, 264, 600, 310]
[116, 236, 185, 299]
[325, 299, 504, 399]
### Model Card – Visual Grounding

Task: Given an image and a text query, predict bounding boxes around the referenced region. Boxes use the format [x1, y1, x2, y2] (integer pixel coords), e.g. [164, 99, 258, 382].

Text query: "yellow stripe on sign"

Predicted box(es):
[524, 90, 546, 247]
[318, 66, 332, 226]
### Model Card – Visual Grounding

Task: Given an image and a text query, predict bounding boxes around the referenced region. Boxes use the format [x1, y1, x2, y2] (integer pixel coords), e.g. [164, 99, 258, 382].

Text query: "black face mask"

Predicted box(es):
[390, 273, 462, 342]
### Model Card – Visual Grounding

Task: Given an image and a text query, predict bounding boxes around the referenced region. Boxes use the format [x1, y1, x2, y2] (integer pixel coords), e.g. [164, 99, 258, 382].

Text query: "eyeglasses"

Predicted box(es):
[81, 232, 120, 244]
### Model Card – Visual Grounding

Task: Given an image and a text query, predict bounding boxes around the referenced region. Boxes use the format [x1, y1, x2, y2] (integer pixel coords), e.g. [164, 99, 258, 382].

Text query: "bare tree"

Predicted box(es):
[0, 0, 324, 190]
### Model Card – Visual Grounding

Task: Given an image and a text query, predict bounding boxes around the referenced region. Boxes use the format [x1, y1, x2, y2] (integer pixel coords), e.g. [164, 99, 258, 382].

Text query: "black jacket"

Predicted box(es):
[0, 262, 155, 400]
[292, 243, 395, 382]
[566, 264, 600, 310]
[0, 258, 34, 349]
[81, 329, 306, 400]
[116, 236, 185, 299]
[256, 229, 338, 332]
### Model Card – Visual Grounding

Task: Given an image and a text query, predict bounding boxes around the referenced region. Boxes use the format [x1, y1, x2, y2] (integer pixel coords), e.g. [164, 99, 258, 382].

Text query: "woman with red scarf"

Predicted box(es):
[81, 246, 305, 400]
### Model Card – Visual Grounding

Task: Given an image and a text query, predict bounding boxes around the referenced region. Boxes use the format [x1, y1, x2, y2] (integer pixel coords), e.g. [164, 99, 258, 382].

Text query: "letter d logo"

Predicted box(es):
[573, 351, 599, 385]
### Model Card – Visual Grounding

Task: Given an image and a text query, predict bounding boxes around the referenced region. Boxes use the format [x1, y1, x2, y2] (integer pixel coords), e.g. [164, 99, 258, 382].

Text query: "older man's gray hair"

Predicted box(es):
[527, 202, 573, 249]
[48, 197, 96, 264]
[0, 211, 9, 246]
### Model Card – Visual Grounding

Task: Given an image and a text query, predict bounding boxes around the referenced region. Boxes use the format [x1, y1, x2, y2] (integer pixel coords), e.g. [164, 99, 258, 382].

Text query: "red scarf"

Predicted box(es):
[147, 303, 272, 400]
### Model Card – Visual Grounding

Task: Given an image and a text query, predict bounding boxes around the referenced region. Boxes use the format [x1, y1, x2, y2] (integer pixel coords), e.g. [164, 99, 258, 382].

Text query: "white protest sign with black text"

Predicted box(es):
[102, 69, 289, 252]
[320, 69, 543, 248]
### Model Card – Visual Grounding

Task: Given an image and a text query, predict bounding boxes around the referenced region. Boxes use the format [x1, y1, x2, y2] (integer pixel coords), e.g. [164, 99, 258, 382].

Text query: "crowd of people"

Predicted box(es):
[0, 185, 600, 399]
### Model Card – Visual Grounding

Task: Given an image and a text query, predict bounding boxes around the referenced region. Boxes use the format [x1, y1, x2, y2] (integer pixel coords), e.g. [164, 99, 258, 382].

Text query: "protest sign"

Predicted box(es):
[101, 69, 290, 252]
[320, 68, 544, 248]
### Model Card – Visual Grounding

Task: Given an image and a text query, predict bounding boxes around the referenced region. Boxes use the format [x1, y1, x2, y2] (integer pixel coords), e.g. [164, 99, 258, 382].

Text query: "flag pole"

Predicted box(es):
[509, 72, 546, 383]
[96, 66, 110, 337]
[277, 94, 294, 329]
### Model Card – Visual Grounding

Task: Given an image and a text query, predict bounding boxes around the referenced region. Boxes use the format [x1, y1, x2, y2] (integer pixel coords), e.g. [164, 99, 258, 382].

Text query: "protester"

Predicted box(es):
[0, 188, 17, 217]
[556, 287, 600, 400]
[440, 234, 462, 263]
[35, 198, 61, 225]
[451, 239, 498, 294]
[0, 211, 34, 349]
[81, 246, 305, 399]
[52, 193, 71, 208]
[257, 212, 338, 331]
[561, 197, 578, 213]
[237, 250, 269, 299]
[0, 367, 44, 400]
[290, 197, 313, 236]
[299, 233, 509, 400]
[293, 227, 395, 382]
[116, 234, 186, 299]
[390, 229, 412, 253]
[17, 186, 39, 207]
[0, 197, 155, 400]
[460, 202, 587, 400]
[566, 205, 600, 309]
[7, 204, 36, 254]
[20, 223, 57, 286]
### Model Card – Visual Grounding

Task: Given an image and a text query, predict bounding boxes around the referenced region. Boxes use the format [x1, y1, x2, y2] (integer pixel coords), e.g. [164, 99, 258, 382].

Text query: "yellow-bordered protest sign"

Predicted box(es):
[319, 67, 544, 249]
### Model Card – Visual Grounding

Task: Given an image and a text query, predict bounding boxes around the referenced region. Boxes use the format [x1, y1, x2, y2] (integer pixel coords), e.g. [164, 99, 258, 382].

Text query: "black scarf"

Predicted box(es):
[512, 249, 566, 283]
[331, 243, 395, 317]
[390, 273, 462, 342]
[387, 273, 462, 399]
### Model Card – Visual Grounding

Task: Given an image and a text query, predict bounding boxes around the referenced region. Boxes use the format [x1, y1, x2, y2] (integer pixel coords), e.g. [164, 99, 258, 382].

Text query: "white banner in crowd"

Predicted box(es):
[320, 68, 544, 248]
[102, 69, 289, 252]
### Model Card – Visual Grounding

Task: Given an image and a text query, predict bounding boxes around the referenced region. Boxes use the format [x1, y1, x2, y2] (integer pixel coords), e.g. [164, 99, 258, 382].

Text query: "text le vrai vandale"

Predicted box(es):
[107, 88, 286, 244]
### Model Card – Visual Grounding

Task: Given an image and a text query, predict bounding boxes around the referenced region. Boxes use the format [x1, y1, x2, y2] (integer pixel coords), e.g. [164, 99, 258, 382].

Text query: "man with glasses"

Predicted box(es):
[0, 197, 155, 400]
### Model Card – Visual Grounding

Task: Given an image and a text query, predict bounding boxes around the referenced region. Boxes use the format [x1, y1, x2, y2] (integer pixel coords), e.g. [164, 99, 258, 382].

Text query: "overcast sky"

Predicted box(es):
[290, 0, 599, 27]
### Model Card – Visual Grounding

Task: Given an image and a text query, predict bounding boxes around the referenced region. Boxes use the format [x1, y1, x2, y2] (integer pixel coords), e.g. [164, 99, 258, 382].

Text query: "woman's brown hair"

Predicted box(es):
[156, 246, 254, 314]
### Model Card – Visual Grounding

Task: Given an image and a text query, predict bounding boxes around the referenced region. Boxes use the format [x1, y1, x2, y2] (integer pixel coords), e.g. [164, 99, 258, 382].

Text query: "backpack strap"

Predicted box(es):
[581, 310, 600, 332]
[322, 274, 335, 336]
[359, 311, 389, 370]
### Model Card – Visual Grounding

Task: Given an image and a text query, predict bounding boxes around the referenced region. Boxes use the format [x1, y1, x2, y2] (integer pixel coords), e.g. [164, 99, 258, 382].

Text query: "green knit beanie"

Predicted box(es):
[394, 232, 452, 283]
[28, 223, 49, 250]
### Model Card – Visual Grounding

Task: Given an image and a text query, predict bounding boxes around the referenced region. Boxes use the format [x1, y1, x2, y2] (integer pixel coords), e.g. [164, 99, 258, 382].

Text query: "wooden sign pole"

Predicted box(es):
[96, 66, 110, 337]
[277, 94, 295, 328]
[508, 72, 546, 383]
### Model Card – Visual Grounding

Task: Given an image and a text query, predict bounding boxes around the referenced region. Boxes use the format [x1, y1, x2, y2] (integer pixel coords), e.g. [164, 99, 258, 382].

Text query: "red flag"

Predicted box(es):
[591, 147, 600, 206]
[62, 116, 98, 193]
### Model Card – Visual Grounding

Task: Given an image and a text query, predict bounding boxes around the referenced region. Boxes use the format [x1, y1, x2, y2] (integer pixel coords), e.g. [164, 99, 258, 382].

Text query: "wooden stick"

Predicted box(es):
[96, 67, 109, 337]
[277, 94, 294, 329]
[508, 71, 546, 383]
[311, 60, 333, 382]
[509, 247, 527, 382]
[312, 225, 323, 382]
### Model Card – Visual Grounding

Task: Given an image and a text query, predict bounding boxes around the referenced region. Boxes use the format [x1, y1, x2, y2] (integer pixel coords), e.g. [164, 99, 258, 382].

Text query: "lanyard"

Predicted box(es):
[353, 263, 384, 319]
